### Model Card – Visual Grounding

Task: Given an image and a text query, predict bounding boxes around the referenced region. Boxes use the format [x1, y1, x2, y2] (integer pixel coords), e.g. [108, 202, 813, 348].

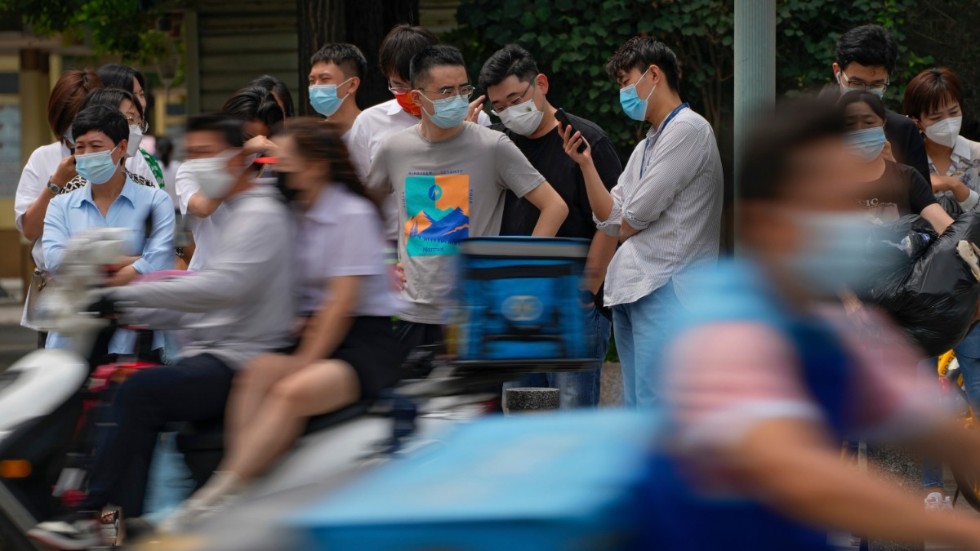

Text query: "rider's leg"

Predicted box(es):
[214, 360, 360, 487]
[81, 354, 234, 516]
[224, 353, 302, 451]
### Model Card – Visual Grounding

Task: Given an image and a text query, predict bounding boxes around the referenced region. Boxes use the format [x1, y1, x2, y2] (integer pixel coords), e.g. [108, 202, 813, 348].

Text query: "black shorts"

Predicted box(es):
[324, 316, 405, 400]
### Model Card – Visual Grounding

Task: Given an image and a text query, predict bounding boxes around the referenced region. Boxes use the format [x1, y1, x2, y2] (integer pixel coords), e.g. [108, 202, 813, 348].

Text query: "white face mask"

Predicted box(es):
[127, 124, 143, 157]
[924, 116, 962, 149]
[184, 149, 241, 199]
[495, 87, 545, 136]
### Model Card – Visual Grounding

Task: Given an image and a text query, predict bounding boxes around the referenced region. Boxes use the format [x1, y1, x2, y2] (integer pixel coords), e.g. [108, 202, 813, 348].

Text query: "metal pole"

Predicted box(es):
[733, 0, 776, 249]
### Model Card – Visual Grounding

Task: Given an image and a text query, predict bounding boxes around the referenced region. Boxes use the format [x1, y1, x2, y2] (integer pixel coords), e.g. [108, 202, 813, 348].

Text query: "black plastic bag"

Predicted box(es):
[867, 213, 980, 356]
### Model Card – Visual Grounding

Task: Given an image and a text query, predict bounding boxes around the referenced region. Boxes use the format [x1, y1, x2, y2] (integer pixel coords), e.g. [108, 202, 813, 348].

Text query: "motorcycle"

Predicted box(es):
[0, 229, 131, 550]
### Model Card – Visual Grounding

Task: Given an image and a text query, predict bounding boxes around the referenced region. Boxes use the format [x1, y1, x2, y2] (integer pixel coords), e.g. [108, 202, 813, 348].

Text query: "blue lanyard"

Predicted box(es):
[640, 102, 689, 178]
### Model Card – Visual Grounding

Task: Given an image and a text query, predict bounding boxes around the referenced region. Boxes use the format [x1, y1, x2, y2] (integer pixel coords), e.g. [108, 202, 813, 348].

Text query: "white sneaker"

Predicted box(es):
[925, 491, 947, 512]
[157, 493, 239, 534]
[28, 512, 102, 550]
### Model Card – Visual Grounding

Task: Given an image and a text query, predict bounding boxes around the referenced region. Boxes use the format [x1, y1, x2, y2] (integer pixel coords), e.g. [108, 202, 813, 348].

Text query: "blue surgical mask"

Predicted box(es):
[75, 146, 120, 185]
[787, 212, 884, 297]
[844, 126, 887, 161]
[619, 68, 655, 122]
[309, 79, 352, 117]
[421, 94, 469, 129]
[63, 128, 74, 147]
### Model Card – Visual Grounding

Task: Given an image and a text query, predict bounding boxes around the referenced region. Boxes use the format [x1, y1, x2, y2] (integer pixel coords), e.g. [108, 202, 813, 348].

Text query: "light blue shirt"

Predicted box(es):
[43, 177, 175, 354]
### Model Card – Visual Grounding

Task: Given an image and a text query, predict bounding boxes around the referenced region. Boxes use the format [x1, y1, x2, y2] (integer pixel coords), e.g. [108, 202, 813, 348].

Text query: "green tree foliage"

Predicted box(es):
[903, 0, 980, 138]
[0, 0, 180, 68]
[452, 0, 950, 156]
[452, 0, 734, 159]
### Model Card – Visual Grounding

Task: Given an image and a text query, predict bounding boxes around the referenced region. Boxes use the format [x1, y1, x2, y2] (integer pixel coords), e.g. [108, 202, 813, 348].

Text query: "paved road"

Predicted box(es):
[0, 323, 35, 372]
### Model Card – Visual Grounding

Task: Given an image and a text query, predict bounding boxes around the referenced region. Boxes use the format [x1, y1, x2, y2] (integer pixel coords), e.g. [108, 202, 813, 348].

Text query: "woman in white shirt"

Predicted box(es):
[903, 67, 980, 212]
[14, 69, 101, 339]
[903, 66, 980, 508]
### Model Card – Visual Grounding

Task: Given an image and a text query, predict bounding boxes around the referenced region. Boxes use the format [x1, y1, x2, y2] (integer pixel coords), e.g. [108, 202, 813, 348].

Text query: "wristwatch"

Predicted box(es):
[46, 180, 62, 194]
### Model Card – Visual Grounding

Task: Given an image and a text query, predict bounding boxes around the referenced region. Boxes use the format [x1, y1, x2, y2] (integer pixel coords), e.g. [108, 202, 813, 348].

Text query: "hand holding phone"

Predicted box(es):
[556, 108, 587, 153]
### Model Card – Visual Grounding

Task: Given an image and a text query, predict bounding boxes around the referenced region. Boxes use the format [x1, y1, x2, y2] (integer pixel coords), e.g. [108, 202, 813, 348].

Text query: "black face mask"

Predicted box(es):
[275, 171, 300, 202]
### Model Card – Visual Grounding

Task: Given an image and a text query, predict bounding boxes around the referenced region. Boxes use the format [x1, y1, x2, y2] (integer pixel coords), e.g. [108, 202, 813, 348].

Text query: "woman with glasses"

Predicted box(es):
[98, 64, 169, 191]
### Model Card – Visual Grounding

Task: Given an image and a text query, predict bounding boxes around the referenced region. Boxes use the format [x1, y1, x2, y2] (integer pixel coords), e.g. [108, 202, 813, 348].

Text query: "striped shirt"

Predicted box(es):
[595, 107, 723, 307]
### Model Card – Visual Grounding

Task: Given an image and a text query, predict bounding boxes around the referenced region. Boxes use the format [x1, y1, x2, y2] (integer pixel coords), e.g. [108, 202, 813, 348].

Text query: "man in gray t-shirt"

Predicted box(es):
[368, 45, 568, 352]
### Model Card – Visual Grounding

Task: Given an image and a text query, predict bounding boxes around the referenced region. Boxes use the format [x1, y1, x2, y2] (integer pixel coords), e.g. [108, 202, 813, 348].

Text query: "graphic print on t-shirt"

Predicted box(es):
[404, 172, 470, 256]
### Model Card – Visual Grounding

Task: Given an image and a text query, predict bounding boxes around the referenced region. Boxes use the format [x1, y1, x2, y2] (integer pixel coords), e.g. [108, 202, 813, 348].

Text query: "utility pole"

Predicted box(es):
[733, 0, 775, 245]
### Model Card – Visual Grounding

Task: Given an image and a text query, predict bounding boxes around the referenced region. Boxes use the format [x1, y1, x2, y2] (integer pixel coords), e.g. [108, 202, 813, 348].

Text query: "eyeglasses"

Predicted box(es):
[417, 85, 476, 101]
[123, 112, 149, 133]
[491, 82, 533, 114]
[839, 71, 889, 94]
[388, 82, 412, 95]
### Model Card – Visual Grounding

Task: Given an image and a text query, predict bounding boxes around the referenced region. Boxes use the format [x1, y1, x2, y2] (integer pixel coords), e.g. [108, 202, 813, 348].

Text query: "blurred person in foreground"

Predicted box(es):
[637, 98, 980, 550]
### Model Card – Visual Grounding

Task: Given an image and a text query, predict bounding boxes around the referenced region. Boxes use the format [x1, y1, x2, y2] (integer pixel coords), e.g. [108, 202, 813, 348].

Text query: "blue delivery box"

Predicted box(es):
[288, 410, 660, 551]
[454, 237, 591, 361]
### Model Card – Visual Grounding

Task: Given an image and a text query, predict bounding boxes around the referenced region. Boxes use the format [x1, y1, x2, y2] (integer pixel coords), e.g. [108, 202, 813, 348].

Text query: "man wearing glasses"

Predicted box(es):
[479, 44, 622, 408]
[347, 25, 490, 182]
[368, 44, 568, 358]
[827, 24, 930, 182]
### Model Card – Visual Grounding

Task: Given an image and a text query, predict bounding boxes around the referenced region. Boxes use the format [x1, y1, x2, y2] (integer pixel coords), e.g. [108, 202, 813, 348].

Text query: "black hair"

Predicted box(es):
[478, 44, 539, 89]
[838, 90, 887, 121]
[280, 117, 384, 216]
[740, 97, 846, 201]
[186, 113, 245, 148]
[409, 45, 466, 89]
[379, 24, 439, 82]
[221, 85, 285, 133]
[79, 88, 144, 123]
[310, 43, 368, 80]
[606, 37, 681, 91]
[835, 24, 898, 74]
[71, 105, 130, 147]
[248, 75, 295, 118]
[97, 64, 147, 98]
[156, 135, 175, 168]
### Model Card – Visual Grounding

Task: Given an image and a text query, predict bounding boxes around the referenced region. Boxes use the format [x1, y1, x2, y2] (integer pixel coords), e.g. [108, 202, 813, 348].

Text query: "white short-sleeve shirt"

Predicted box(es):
[174, 162, 229, 271]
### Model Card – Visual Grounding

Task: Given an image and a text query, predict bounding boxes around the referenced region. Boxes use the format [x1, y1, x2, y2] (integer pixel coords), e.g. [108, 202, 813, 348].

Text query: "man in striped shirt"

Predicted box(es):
[561, 37, 723, 408]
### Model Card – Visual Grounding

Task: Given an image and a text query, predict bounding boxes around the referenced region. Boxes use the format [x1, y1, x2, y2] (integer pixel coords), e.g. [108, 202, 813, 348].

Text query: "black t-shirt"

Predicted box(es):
[494, 112, 623, 237]
[859, 160, 937, 219]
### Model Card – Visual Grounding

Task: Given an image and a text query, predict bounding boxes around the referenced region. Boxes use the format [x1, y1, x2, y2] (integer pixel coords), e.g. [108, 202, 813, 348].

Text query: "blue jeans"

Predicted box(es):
[923, 326, 980, 490]
[504, 306, 612, 408]
[955, 324, 980, 410]
[613, 282, 680, 408]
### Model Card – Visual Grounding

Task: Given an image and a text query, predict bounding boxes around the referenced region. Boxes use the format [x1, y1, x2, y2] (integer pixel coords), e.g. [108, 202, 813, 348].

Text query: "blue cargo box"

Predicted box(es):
[287, 410, 660, 551]
[455, 237, 591, 361]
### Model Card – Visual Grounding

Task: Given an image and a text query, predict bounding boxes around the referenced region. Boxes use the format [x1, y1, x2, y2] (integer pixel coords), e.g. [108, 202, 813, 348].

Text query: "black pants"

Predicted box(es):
[81, 354, 234, 516]
[393, 320, 443, 360]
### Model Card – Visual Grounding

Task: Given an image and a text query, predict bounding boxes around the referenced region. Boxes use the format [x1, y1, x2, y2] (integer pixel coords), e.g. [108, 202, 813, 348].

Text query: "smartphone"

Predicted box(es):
[555, 108, 586, 153]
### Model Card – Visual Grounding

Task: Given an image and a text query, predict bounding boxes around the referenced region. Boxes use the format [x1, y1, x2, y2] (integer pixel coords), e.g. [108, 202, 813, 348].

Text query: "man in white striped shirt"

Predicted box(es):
[561, 37, 723, 407]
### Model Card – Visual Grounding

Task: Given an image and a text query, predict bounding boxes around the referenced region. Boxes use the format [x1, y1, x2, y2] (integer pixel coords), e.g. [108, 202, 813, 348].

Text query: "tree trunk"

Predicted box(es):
[296, 0, 345, 116]
[296, 0, 419, 115]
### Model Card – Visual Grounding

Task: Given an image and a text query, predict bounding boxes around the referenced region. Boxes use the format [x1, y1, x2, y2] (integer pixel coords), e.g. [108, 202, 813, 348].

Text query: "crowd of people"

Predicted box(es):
[12, 18, 980, 550]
